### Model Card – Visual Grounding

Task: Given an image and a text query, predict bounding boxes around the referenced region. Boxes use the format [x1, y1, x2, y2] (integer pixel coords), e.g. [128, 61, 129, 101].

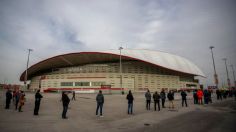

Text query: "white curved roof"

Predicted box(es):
[101, 49, 205, 77]
[20, 49, 205, 81]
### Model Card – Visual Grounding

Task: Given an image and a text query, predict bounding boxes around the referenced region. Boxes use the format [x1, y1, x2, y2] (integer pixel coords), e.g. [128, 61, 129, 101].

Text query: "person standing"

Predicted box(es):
[71, 91, 76, 100]
[208, 90, 212, 103]
[233, 89, 236, 101]
[18, 91, 25, 112]
[126, 90, 134, 114]
[223, 90, 227, 99]
[96, 90, 104, 117]
[153, 91, 160, 111]
[167, 90, 174, 109]
[203, 90, 209, 104]
[15, 90, 20, 110]
[5, 89, 12, 109]
[197, 89, 203, 105]
[160, 89, 166, 108]
[216, 89, 220, 100]
[193, 89, 198, 104]
[181, 90, 188, 107]
[219, 90, 223, 100]
[145, 90, 151, 110]
[34, 90, 43, 115]
[12, 90, 16, 103]
[62, 91, 70, 119]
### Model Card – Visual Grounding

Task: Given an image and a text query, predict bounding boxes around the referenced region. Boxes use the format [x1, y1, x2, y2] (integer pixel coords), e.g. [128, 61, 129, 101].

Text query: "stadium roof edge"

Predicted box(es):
[20, 49, 205, 81]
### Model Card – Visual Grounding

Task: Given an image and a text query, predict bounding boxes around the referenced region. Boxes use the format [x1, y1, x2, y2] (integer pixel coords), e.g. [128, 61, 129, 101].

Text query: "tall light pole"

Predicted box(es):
[230, 65, 236, 88]
[209, 46, 218, 88]
[24, 49, 33, 89]
[222, 58, 230, 89]
[119, 47, 123, 94]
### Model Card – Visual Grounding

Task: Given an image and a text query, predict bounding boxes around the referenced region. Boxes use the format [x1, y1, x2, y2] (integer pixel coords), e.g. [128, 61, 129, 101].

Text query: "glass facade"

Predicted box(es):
[61, 82, 73, 86]
[75, 82, 90, 86]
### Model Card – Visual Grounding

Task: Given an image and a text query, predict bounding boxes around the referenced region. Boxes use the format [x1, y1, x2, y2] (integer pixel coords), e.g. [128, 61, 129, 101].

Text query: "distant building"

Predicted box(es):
[0, 84, 21, 91]
[20, 49, 205, 93]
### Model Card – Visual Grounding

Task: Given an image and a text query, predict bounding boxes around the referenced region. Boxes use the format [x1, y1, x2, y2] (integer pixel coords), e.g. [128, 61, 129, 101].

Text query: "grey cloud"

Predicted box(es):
[0, 0, 235, 86]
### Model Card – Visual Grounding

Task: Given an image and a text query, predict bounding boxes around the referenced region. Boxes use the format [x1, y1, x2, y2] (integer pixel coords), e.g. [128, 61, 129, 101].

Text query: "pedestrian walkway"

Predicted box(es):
[0, 90, 234, 132]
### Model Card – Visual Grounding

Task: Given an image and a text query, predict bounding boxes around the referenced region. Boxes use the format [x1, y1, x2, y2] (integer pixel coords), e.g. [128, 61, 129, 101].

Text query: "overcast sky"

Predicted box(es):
[0, 0, 235, 87]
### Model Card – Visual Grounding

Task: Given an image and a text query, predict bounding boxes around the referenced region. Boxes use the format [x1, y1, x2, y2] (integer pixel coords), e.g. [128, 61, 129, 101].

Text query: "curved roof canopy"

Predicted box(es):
[20, 49, 205, 81]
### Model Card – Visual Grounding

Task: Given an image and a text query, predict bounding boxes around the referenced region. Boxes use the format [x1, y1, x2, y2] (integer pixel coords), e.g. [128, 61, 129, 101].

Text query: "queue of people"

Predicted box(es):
[5, 89, 26, 112]
[191, 89, 236, 105]
[4, 88, 236, 120]
[216, 89, 236, 100]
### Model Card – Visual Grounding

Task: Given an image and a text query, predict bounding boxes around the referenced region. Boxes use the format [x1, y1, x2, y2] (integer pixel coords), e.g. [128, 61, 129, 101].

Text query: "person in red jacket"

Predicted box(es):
[197, 89, 203, 105]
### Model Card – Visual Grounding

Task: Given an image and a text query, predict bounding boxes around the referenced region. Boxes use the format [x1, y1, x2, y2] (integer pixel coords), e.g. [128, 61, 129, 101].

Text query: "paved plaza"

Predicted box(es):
[0, 90, 235, 132]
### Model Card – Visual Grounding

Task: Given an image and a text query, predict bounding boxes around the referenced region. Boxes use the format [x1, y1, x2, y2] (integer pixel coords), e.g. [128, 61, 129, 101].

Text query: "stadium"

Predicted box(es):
[20, 49, 205, 93]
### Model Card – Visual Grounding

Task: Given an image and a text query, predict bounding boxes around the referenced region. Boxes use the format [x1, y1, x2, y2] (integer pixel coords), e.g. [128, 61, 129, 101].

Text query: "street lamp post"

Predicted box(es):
[209, 46, 218, 88]
[230, 65, 236, 88]
[119, 47, 124, 94]
[222, 58, 231, 89]
[24, 49, 33, 89]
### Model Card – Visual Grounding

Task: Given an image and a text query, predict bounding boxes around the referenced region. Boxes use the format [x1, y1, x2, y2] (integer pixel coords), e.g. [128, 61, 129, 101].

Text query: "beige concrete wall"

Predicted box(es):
[30, 73, 197, 93]
[29, 62, 199, 93]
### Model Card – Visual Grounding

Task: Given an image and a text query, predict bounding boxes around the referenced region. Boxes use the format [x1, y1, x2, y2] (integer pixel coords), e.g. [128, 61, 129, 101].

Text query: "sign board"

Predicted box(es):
[208, 86, 217, 89]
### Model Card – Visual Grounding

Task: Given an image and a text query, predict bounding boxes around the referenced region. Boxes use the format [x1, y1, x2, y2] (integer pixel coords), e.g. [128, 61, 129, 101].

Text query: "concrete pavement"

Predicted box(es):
[0, 90, 235, 132]
[132, 100, 236, 132]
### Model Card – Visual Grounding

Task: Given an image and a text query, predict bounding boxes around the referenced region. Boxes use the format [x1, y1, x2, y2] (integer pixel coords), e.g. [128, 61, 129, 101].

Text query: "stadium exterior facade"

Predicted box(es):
[20, 49, 205, 93]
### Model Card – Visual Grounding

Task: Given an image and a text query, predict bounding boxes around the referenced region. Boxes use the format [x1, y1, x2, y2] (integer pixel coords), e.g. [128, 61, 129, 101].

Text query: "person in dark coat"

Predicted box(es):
[5, 89, 12, 109]
[160, 89, 166, 108]
[62, 91, 70, 119]
[233, 89, 236, 100]
[167, 90, 174, 109]
[71, 91, 76, 100]
[203, 90, 209, 104]
[145, 89, 151, 110]
[208, 90, 212, 103]
[216, 89, 220, 100]
[153, 91, 161, 111]
[96, 90, 104, 117]
[34, 90, 43, 115]
[219, 90, 223, 100]
[126, 90, 134, 114]
[181, 90, 188, 107]
[12, 90, 16, 102]
[193, 89, 198, 104]
[229, 90, 233, 97]
[222, 90, 227, 99]
[15, 90, 20, 110]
